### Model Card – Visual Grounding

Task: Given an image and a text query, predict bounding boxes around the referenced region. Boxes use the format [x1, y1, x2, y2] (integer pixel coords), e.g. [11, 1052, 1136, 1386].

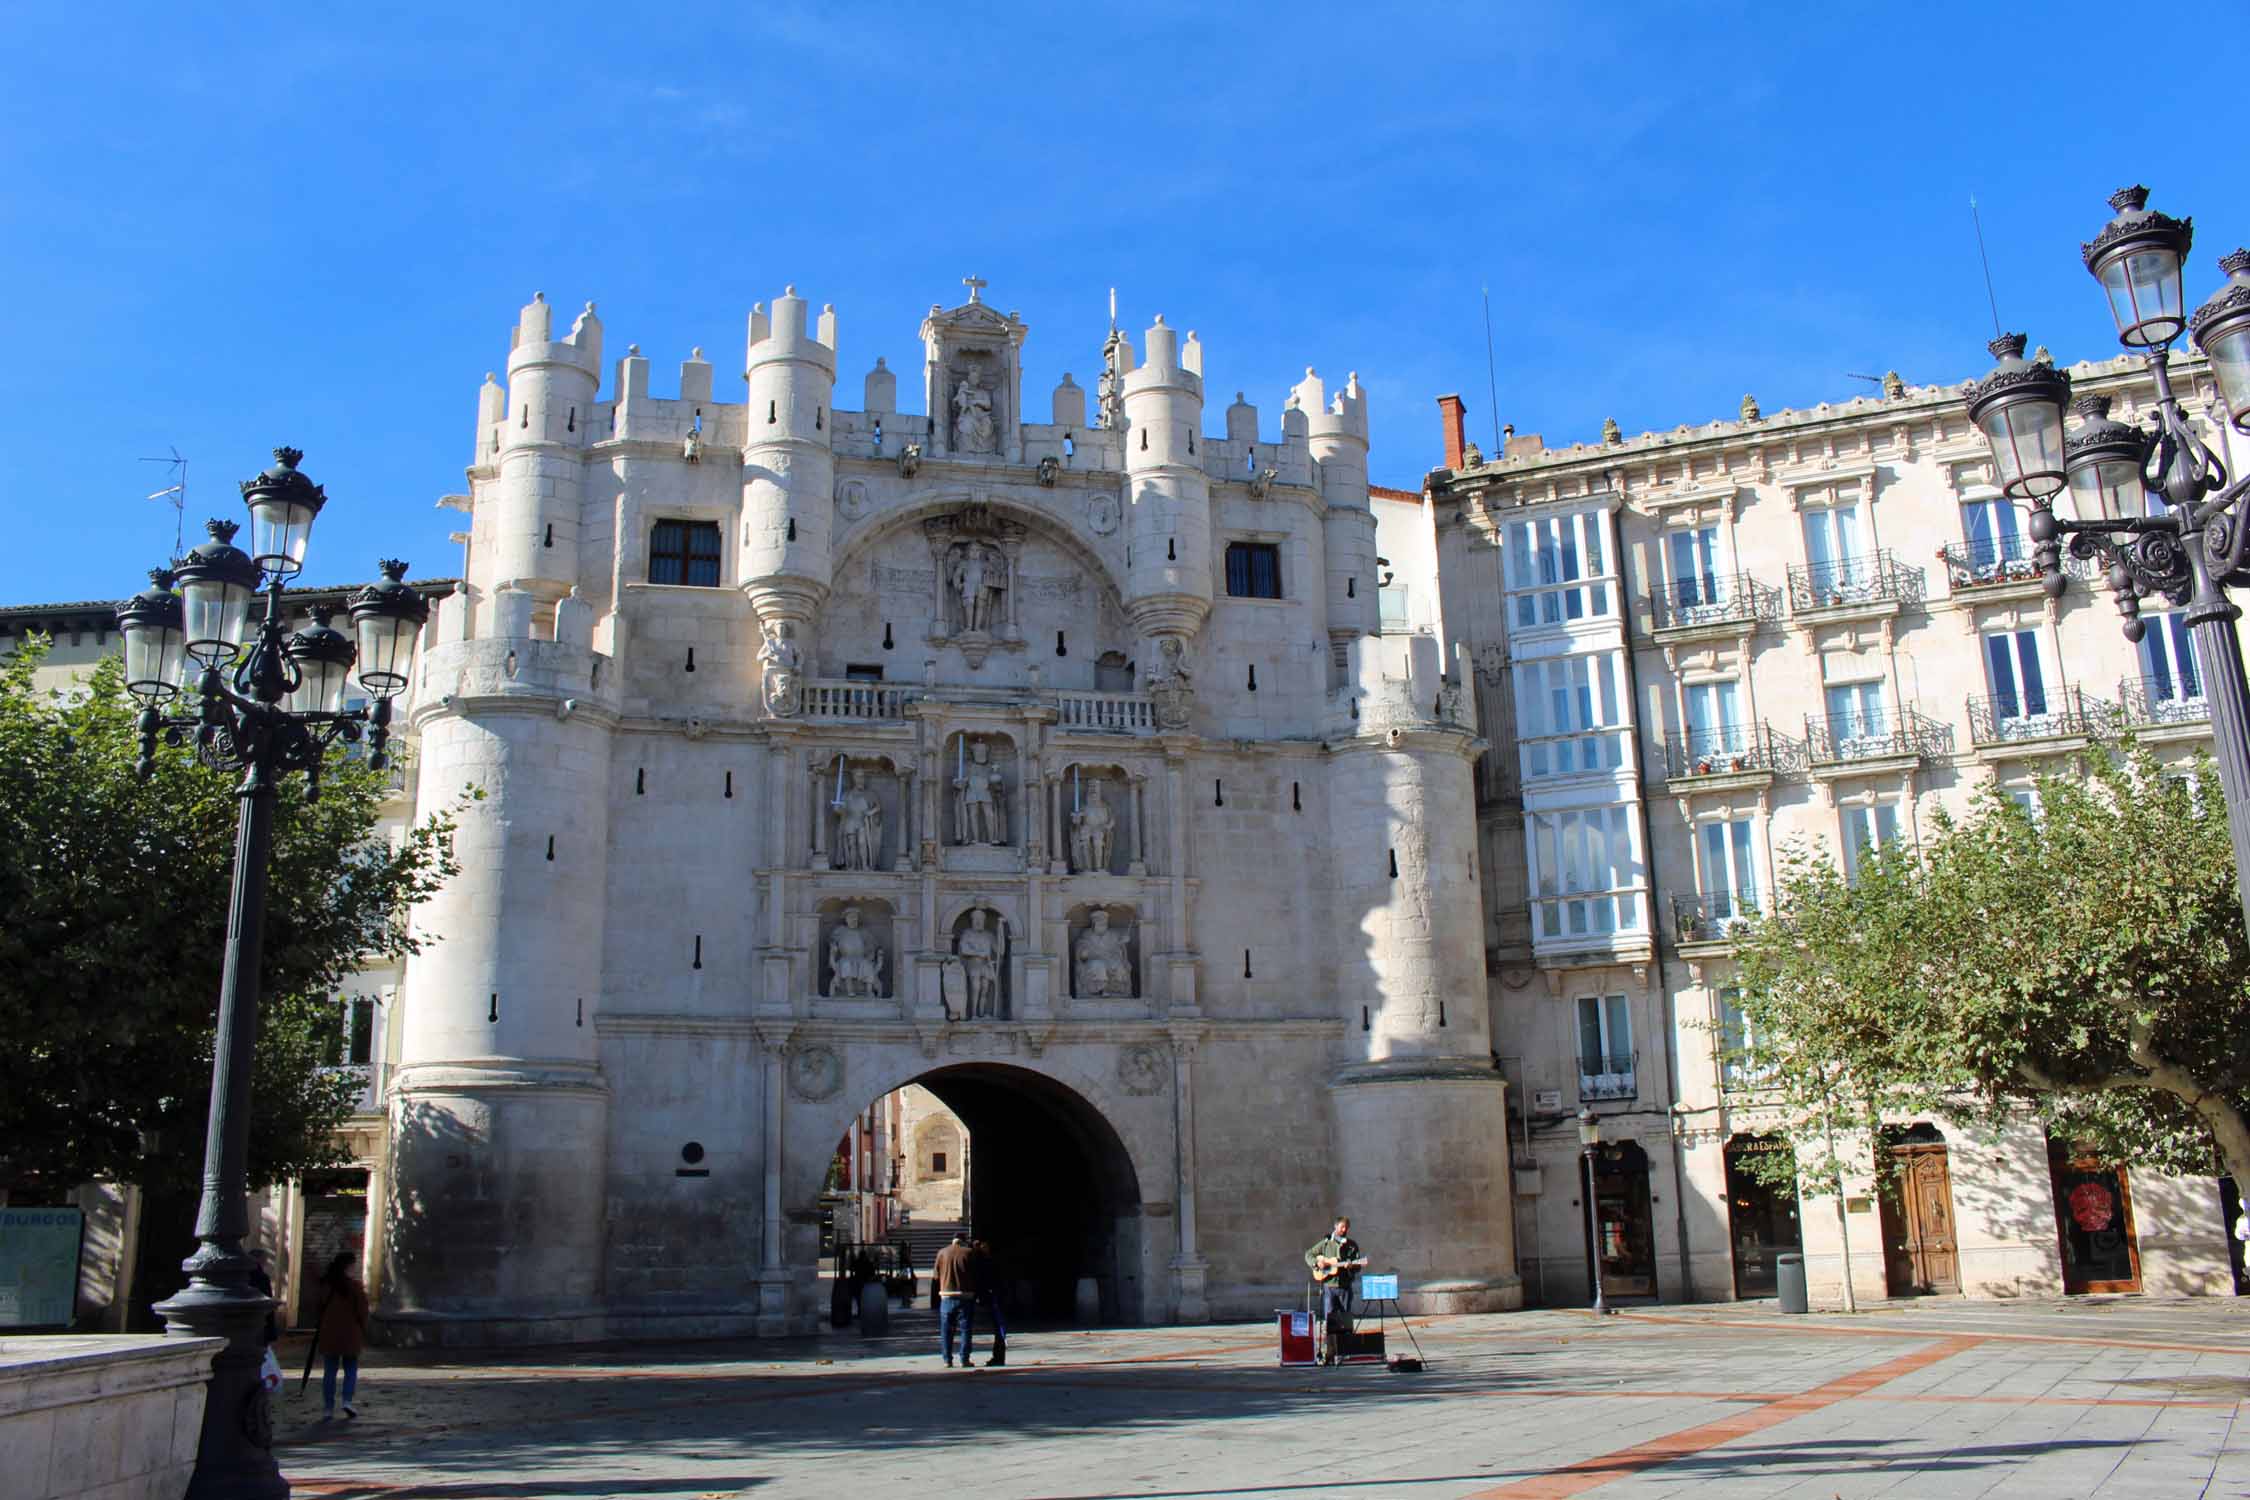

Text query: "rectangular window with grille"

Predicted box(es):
[650, 519, 723, 587]
[1224, 542, 1282, 599]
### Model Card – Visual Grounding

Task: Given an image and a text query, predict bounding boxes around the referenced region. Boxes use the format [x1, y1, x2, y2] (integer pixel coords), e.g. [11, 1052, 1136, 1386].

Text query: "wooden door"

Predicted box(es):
[1880, 1142, 1960, 1295]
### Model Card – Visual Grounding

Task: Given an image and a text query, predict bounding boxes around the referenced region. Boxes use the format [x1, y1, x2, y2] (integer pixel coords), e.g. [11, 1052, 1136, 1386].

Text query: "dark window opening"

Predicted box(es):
[844, 663, 885, 682]
[931, 1151, 948, 1174]
[650, 519, 722, 587]
[1225, 541, 1282, 599]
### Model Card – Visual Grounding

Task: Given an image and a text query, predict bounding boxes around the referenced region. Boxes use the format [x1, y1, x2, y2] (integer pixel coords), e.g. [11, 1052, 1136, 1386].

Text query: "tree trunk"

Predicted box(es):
[2124, 1034, 2250, 1213]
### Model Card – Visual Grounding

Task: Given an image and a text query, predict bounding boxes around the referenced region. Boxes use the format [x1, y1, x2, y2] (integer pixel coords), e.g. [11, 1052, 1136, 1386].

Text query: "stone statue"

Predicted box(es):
[949, 543, 1004, 634]
[952, 371, 996, 453]
[835, 768, 884, 872]
[758, 620, 802, 717]
[956, 907, 1004, 1019]
[1147, 636, 1195, 731]
[953, 738, 1006, 845]
[1073, 909, 1133, 999]
[1069, 778, 1115, 874]
[827, 905, 885, 998]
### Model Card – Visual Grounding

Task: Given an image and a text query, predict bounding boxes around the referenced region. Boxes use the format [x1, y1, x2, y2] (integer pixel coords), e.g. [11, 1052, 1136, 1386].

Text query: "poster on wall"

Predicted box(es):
[0, 1207, 85, 1328]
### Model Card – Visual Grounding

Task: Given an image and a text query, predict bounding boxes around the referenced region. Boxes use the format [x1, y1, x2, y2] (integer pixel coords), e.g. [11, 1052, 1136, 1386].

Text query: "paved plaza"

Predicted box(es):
[273, 1298, 2250, 1500]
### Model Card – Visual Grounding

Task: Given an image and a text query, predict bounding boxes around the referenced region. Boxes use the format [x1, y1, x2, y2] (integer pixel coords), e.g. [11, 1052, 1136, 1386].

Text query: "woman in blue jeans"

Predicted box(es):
[315, 1251, 371, 1417]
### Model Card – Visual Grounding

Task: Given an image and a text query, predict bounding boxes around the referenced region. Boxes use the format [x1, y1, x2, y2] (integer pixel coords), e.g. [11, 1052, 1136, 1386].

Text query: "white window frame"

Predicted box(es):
[1504, 510, 1615, 630]
[1696, 815, 1761, 925]
[1527, 804, 1643, 940]
[1576, 993, 1635, 1101]
[1840, 799, 1903, 884]
[1515, 651, 1630, 782]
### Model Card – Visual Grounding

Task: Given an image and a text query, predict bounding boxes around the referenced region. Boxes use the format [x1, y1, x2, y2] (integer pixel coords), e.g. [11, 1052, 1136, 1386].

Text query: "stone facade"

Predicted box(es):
[1412, 356, 2250, 1308]
[377, 282, 1516, 1342]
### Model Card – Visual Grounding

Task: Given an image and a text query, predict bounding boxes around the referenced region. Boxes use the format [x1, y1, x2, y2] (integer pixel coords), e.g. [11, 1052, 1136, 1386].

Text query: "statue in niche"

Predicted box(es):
[1069, 778, 1116, 874]
[952, 370, 997, 453]
[949, 542, 1005, 635]
[1074, 909, 1134, 999]
[953, 737, 1007, 845]
[835, 768, 885, 871]
[1146, 635, 1195, 731]
[955, 907, 1006, 1020]
[826, 905, 885, 998]
[758, 620, 803, 718]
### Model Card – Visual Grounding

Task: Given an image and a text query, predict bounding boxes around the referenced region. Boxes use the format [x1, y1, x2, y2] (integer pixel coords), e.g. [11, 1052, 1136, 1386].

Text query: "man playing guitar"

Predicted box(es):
[1303, 1215, 1368, 1363]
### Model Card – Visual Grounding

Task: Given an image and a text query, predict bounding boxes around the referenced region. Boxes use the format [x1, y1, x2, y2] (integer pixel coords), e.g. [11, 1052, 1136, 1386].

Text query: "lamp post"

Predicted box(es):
[1577, 1108, 1608, 1315]
[1966, 187, 2250, 934]
[116, 448, 427, 1500]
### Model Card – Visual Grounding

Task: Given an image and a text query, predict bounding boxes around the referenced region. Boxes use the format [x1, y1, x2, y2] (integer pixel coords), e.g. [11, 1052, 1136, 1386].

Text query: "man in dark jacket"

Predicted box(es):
[933, 1232, 977, 1368]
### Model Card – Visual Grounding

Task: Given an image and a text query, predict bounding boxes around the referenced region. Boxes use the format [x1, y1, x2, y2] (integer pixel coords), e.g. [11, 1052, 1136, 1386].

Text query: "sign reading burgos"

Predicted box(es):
[0, 1207, 86, 1328]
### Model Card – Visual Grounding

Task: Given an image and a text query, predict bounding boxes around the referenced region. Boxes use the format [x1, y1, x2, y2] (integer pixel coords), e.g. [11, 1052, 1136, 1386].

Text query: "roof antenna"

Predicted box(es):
[140, 446, 186, 560]
[1969, 194, 2004, 340]
[1481, 283, 1502, 456]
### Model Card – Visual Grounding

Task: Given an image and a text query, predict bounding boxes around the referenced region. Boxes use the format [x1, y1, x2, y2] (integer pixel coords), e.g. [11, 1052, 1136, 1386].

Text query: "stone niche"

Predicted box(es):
[942, 901, 1014, 1021]
[941, 729, 1024, 872]
[1066, 902, 1141, 1003]
[1052, 761, 1144, 876]
[818, 896, 896, 1002]
[814, 752, 914, 873]
[921, 288, 1027, 463]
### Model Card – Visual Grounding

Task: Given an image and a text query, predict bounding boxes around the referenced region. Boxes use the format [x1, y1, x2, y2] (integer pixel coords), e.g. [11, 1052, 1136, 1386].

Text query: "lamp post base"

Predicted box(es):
[155, 1248, 287, 1500]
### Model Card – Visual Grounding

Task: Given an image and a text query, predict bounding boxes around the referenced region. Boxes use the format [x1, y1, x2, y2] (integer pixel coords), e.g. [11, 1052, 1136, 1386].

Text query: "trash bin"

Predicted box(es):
[1776, 1251, 1809, 1314]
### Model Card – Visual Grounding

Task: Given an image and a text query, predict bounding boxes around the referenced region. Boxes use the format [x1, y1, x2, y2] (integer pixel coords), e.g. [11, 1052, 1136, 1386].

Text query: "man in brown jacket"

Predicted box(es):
[933, 1232, 977, 1368]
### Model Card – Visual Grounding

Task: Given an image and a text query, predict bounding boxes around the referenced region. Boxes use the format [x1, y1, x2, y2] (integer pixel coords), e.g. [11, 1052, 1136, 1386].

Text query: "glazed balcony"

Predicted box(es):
[1649, 573, 1782, 637]
[1966, 684, 2113, 749]
[1786, 551, 1926, 615]
[1803, 708, 1952, 767]
[2115, 674, 2210, 730]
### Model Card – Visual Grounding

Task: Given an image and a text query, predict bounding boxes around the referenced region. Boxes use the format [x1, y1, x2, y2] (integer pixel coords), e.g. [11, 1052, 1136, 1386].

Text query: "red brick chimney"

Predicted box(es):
[1436, 393, 1467, 470]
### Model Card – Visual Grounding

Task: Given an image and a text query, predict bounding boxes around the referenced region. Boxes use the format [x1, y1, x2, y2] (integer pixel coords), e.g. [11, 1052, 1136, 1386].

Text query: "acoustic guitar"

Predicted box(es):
[1311, 1254, 1369, 1285]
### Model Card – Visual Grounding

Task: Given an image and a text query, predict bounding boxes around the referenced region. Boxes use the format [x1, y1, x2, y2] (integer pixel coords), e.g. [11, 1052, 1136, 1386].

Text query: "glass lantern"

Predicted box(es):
[284, 606, 357, 714]
[115, 569, 186, 702]
[2063, 395, 2150, 519]
[2082, 187, 2192, 349]
[171, 519, 261, 666]
[1965, 334, 2072, 502]
[2190, 249, 2250, 436]
[241, 446, 328, 577]
[347, 559, 430, 699]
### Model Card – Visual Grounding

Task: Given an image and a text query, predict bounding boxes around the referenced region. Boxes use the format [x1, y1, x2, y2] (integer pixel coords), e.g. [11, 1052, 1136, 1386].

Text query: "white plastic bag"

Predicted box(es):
[258, 1347, 284, 1395]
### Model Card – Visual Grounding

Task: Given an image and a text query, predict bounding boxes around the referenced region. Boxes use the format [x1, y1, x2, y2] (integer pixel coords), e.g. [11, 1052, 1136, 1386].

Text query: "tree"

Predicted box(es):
[0, 636, 462, 1200]
[1729, 742, 2250, 1232]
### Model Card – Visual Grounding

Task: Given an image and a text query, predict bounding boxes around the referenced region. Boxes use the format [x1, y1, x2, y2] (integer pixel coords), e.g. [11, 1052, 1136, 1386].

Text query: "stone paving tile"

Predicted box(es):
[270, 1300, 2250, 1500]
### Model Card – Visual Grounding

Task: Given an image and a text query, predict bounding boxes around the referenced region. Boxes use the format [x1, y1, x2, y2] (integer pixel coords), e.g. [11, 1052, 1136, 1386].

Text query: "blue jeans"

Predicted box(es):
[322, 1353, 359, 1409]
[1320, 1285, 1352, 1344]
[939, 1295, 975, 1363]
[974, 1292, 1006, 1342]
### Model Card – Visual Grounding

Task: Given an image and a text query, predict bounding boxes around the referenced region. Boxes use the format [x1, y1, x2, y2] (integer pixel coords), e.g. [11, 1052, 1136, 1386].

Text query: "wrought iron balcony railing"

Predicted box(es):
[1802, 708, 1952, 764]
[1965, 683, 2114, 746]
[2115, 674, 2211, 728]
[1662, 722, 1798, 779]
[1649, 573, 1782, 633]
[1938, 534, 2102, 592]
[1578, 1053, 1638, 1102]
[1786, 550, 1927, 614]
[1672, 890, 1759, 944]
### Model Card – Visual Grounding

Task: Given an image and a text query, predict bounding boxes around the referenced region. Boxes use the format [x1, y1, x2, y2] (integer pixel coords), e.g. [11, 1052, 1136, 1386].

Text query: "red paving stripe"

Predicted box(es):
[1458, 1335, 1983, 1500]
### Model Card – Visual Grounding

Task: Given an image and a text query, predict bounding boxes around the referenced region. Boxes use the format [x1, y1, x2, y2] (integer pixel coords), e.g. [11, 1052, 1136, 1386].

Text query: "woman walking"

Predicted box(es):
[314, 1250, 371, 1419]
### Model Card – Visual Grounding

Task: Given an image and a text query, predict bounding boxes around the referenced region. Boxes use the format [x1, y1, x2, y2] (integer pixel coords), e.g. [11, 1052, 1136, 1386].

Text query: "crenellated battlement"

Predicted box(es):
[746, 286, 838, 373]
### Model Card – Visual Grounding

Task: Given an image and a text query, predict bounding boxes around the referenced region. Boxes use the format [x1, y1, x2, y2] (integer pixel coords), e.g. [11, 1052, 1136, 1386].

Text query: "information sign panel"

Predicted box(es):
[0, 1207, 85, 1328]
[1359, 1273, 1399, 1301]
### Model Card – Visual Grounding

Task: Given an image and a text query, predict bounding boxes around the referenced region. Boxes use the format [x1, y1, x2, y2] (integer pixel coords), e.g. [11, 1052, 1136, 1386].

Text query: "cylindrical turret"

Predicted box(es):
[382, 691, 615, 1338]
[482, 294, 601, 615]
[1122, 316, 1211, 640]
[741, 286, 838, 629]
[1320, 656, 1517, 1314]
[1309, 369, 1378, 640]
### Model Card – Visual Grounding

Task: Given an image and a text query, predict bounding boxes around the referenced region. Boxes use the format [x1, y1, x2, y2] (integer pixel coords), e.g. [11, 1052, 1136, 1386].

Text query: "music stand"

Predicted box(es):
[1353, 1274, 1427, 1368]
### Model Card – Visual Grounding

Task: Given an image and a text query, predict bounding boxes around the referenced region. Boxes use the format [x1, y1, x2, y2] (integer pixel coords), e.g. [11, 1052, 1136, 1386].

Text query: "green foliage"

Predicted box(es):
[0, 636, 461, 1195]
[1727, 740, 2250, 1197]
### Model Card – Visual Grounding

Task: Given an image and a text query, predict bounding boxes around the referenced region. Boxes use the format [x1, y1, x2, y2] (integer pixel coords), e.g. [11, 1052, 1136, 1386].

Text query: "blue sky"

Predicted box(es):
[3, 2, 2245, 605]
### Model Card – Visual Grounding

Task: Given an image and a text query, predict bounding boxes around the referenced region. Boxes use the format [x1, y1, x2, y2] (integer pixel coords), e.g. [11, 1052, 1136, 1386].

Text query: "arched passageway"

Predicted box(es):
[833, 1062, 1146, 1323]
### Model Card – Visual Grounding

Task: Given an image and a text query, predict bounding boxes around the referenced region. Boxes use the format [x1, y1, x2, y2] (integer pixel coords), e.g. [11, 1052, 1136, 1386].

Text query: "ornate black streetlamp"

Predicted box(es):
[1577, 1108, 1608, 1315]
[1965, 187, 2250, 934]
[114, 447, 426, 1500]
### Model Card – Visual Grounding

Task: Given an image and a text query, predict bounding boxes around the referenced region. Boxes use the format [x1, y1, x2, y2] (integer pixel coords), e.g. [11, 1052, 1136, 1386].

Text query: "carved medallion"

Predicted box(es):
[1087, 492, 1119, 536]
[1118, 1043, 1168, 1096]
[836, 479, 869, 522]
[787, 1044, 843, 1102]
